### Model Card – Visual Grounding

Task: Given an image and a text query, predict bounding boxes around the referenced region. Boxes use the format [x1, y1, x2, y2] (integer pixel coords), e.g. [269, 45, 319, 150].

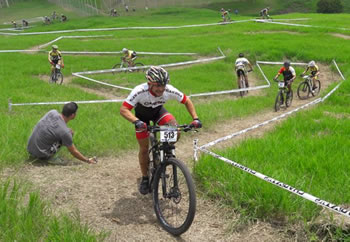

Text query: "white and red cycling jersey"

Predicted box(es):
[122, 83, 187, 110]
[278, 66, 296, 81]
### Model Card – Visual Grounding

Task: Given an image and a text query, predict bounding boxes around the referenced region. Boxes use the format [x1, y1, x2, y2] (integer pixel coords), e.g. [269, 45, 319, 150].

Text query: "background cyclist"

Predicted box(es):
[260, 7, 270, 19]
[235, 53, 253, 89]
[119, 66, 202, 195]
[274, 61, 296, 94]
[48, 45, 64, 76]
[301, 60, 320, 93]
[122, 48, 137, 67]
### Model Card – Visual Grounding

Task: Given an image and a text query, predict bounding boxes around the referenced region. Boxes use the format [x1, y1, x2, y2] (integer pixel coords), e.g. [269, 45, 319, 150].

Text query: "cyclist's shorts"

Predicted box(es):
[135, 105, 175, 140]
[311, 71, 318, 78]
[236, 69, 245, 77]
[51, 59, 59, 64]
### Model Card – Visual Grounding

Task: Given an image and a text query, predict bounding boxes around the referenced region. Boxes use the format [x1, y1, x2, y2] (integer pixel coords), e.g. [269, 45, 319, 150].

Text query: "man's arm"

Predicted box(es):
[48, 52, 52, 64]
[67, 144, 95, 163]
[120, 105, 138, 123]
[184, 98, 198, 120]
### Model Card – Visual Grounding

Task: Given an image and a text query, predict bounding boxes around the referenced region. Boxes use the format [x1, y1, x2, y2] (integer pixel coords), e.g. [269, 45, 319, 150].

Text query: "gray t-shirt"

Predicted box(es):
[27, 110, 73, 159]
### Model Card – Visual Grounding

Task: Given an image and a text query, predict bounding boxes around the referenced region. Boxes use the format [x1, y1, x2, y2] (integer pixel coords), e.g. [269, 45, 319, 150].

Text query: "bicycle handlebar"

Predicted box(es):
[148, 124, 196, 133]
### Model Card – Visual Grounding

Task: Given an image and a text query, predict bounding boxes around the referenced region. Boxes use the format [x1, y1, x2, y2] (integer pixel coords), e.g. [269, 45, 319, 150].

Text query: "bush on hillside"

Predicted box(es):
[317, 0, 343, 13]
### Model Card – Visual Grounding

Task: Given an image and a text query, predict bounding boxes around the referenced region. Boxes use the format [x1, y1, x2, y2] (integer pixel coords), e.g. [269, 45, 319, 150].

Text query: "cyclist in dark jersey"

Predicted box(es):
[120, 66, 202, 195]
[274, 61, 296, 93]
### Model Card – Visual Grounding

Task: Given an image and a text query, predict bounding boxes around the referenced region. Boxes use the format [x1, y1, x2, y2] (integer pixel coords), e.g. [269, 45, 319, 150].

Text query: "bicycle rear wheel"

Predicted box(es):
[311, 80, 321, 96]
[239, 75, 247, 97]
[153, 157, 196, 236]
[56, 72, 63, 85]
[297, 81, 310, 100]
[112, 63, 126, 74]
[274, 91, 283, 112]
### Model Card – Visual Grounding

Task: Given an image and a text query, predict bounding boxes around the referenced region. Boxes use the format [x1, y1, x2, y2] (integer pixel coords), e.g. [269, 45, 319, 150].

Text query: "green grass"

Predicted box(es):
[0, 179, 107, 241]
[1, 2, 350, 240]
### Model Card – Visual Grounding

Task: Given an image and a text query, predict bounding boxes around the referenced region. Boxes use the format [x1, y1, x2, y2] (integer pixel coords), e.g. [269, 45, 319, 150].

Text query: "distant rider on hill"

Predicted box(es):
[235, 53, 253, 89]
[260, 7, 270, 19]
[122, 48, 137, 67]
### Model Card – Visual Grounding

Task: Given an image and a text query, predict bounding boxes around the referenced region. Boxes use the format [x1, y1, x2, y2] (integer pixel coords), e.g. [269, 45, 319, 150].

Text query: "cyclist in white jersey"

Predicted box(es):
[235, 53, 253, 89]
[120, 66, 202, 195]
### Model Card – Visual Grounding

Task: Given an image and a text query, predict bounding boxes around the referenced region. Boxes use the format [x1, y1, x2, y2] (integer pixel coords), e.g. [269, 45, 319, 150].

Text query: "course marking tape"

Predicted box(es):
[0, 19, 256, 36]
[200, 97, 322, 149]
[38, 35, 112, 49]
[258, 20, 350, 31]
[72, 73, 132, 91]
[8, 98, 123, 111]
[198, 147, 350, 219]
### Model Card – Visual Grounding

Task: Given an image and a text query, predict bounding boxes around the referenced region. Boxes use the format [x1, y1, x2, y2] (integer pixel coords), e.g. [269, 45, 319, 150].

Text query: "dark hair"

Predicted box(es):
[62, 102, 78, 117]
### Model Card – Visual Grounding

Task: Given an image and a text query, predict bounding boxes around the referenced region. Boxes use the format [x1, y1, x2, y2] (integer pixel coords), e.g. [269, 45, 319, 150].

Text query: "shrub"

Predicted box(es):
[317, 0, 344, 13]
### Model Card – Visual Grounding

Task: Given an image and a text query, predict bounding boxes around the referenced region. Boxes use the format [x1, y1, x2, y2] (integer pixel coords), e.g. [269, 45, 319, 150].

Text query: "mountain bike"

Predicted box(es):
[50, 64, 63, 84]
[112, 57, 144, 74]
[147, 124, 197, 236]
[236, 68, 252, 97]
[274, 78, 293, 112]
[297, 75, 321, 100]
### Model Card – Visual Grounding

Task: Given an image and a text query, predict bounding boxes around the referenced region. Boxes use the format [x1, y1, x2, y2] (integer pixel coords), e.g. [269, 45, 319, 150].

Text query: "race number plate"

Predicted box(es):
[160, 130, 177, 142]
[56, 64, 61, 69]
[278, 82, 285, 88]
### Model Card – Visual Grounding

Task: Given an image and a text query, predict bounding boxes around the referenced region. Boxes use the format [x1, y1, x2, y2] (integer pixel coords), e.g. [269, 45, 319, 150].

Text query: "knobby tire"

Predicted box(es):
[311, 80, 321, 96]
[239, 75, 247, 97]
[153, 157, 196, 236]
[297, 81, 310, 100]
[274, 90, 283, 112]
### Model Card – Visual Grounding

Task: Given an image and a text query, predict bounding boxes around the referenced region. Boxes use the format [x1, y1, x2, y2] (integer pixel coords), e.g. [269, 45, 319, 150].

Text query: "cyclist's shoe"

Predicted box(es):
[139, 176, 150, 195]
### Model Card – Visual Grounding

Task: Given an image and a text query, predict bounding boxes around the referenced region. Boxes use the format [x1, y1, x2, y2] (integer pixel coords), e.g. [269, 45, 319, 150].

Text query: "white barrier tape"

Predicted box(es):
[9, 99, 124, 110]
[72, 73, 132, 91]
[38, 35, 112, 49]
[74, 54, 225, 75]
[256, 20, 312, 28]
[0, 19, 253, 36]
[200, 97, 322, 149]
[259, 20, 350, 32]
[0, 50, 46, 53]
[256, 61, 308, 66]
[332, 60, 346, 81]
[198, 147, 350, 219]
[189, 85, 270, 97]
[38, 36, 63, 49]
[256, 62, 270, 83]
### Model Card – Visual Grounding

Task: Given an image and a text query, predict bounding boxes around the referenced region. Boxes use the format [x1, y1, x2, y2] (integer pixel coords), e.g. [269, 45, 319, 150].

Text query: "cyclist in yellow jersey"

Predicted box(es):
[301, 61, 320, 92]
[48, 45, 64, 75]
[122, 48, 137, 67]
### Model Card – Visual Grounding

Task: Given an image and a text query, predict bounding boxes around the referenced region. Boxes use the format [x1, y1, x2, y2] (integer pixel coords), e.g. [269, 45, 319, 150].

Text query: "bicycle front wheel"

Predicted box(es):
[112, 63, 126, 74]
[134, 63, 145, 72]
[274, 91, 283, 112]
[297, 81, 310, 100]
[153, 158, 196, 236]
[56, 72, 63, 85]
[311, 80, 321, 96]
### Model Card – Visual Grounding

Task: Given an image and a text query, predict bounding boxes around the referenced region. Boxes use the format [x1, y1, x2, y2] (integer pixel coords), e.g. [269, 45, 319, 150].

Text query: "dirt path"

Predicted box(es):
[3, 64, 341, 241]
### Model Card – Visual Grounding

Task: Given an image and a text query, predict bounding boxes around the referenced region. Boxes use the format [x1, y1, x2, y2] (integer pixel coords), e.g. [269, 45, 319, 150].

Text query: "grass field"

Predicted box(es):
[1, 1, 350, 240]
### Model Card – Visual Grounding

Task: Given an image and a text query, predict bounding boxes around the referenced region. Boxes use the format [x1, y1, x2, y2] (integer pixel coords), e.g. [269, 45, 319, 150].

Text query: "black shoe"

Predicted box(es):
[139, 176, 149, 195]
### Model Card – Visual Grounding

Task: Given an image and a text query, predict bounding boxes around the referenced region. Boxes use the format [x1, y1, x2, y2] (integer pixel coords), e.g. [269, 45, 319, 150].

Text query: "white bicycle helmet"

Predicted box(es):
[146, 66, 170, 86]
[52, 45, 58, 49]
[122, 48, 128, 53]
[308, 61, 316, 67]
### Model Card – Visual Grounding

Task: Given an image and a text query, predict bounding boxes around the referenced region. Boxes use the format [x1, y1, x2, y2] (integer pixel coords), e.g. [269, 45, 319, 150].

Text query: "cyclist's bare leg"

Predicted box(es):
[137, 137, 150, 177]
